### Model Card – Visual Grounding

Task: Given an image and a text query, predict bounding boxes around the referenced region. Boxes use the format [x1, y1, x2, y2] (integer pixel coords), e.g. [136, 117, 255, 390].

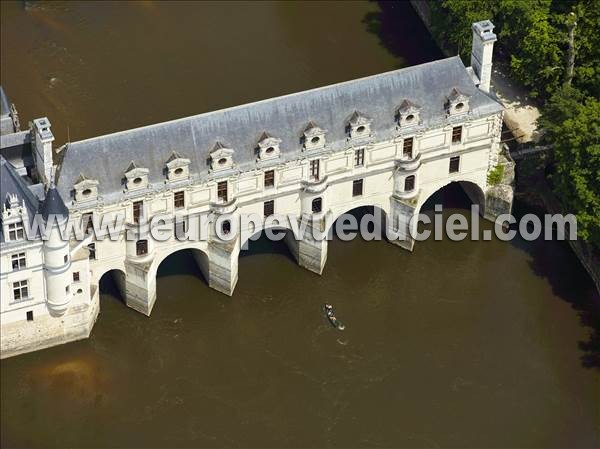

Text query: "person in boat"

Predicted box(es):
[325, 304, 333, 310]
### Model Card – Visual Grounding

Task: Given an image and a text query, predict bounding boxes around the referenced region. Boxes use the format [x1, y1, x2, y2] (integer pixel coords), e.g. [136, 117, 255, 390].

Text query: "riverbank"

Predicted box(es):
[409, 0, 599, 295]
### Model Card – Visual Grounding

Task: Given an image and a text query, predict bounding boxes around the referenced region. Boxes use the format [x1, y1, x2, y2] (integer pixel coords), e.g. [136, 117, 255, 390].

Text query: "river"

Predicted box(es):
[1, 1, 598, 448]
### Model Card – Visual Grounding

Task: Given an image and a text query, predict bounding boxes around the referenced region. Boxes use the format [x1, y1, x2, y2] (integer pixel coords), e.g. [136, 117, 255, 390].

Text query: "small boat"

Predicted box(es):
[323, 304, 345, 331]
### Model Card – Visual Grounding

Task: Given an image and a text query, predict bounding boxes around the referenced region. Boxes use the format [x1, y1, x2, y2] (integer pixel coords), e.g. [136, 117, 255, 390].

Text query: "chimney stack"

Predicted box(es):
[471, 20, 497, 93]
[31, 117, 55, 186]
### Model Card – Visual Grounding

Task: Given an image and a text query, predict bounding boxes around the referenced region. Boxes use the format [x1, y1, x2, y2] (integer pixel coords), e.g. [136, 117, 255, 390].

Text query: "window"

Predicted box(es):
[449, 156, 460, 173]
[452, 126, 462, 143]
[73, 272, 80, 282]
[403, 137, 414, 158]
[217, 181, 228, 203]
[404, 175, 415, 191]
[354, 148, 364, 167]
[65, 285, 70, 294]
[88, 243, 96, 260]
[264, 170, 275, 188]
[352, 179, 363, 197]
[13, 280, 28, 301]
[8, 221, 24, 241]
[133, 200, 143, 224]
[64, 254, 68, 264]
[174, 191, 185, 209]
[264, 200, 274, 217]
[26, 311, 33, 321]
[11, 252, 26, 270]
[136, 239, 148, 256]
[312, 197, 322, 213]
[82, 212, 93, 235]
[221, 220, 231, 235]
[310, 159, 320, 181]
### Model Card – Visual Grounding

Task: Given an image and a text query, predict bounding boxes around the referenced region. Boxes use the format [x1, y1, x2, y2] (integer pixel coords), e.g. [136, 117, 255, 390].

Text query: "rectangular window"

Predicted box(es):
[264, 170, 275, 188]
[452, 126, 462, 143]
[136, 239, 148, 256]
[403, 138, 414, 158]
[13, 280, 29, 301]
[354, 148, 364, 167]
[309, 159, 320, 181]
[88, 243, 96, 260]
[65, 285, 70, 294]
[404, 175, 415, 192]
[174, 191, 185, 209]
[64, 254, 68, 264]
[73, 272, 80, 282]
[11, 252, 26, 270]
[312, 197, 322, 213]
[352, 179, 363, 197]
[449, 156, 460, 173]
[26, 311, 33, 321]
[264, 200, 274, 217]
[8, 221, 24, 241]
[217, 181, 228, 203]
[82, 212, 94, 235]
[132, 201, 143, 224]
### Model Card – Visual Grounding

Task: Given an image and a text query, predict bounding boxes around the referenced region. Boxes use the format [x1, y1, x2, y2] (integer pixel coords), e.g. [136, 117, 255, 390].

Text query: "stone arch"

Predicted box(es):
[326, 200, 390, 237]
[239, 221, 295, 250]
[149, 243, 210, 282]
[97, 268, 126, 303]
[415, 179, 486, 218]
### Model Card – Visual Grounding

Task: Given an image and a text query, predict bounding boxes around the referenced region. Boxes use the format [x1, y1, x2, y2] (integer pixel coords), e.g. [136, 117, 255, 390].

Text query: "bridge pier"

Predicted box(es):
[204, 240, 239, 296]
[124, 262, 157, 316]
[388, 195, 418, 252]
[284, 217, 328, 275]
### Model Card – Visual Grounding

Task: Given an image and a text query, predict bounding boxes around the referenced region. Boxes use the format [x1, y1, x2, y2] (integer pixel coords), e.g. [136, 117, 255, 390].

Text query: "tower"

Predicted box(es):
[471, 20, 497, 93]
[41, 184, 72, 315]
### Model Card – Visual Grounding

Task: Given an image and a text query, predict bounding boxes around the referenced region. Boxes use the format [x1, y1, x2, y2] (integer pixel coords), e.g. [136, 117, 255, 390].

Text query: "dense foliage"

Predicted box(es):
[430, 0, 599, 247]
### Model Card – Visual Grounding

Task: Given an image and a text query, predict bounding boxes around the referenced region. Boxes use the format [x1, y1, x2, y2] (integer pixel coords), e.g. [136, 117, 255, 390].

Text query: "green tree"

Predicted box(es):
[539, 86, 600, 246]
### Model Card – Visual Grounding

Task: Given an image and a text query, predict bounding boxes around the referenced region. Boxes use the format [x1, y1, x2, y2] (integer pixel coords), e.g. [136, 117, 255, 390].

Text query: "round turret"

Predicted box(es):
[41, 184, 72, 315]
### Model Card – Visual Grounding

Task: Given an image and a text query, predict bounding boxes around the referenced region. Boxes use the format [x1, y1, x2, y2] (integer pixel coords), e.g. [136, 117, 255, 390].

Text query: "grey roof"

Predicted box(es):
[0, 156, 40, 243]
[57, 56, 503, 204]
[40, 184, 69, 221]
[0, 86, 10, 119]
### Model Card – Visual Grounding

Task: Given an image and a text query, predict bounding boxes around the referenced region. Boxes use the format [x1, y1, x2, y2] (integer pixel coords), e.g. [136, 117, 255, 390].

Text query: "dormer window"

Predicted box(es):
[73, 173, 99, 203]
[303, 122, 326, 151]
[2, 194, 30, 241]
[348, 111, 372, 139]
[165, 151, 191, 182]
[124, 161, 149, 191]
[397, 99, 421, 128]
[447, 88, 470, 116]
[257, 132, 282, 161]
[210, 142, 234, 171]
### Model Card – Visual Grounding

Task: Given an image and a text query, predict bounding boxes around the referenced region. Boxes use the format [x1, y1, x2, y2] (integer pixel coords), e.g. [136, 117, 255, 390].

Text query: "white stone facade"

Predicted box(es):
[0, 20, 512, 358]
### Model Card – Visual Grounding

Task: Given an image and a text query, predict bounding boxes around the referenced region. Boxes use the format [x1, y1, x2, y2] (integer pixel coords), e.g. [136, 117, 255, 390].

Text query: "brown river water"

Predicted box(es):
[1, 1, 599, 448]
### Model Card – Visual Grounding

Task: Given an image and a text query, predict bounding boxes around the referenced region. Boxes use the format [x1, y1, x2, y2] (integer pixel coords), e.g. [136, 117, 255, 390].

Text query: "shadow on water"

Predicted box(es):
[240, 229, 296, 263]
[362, 1, 443, 65]
[509, 200, 600, 370]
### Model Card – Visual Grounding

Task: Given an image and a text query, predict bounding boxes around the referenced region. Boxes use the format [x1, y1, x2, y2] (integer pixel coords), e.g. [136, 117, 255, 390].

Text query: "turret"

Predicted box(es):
[471, 20, 497, 93]
[40, 184, 72, 315]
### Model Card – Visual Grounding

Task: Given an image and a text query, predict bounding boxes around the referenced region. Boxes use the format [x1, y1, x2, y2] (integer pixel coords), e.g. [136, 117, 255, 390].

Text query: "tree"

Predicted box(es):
[539, 86, 600, 247]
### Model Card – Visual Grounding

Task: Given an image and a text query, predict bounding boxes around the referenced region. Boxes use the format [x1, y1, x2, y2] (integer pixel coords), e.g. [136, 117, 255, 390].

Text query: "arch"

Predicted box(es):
[326, 203, 390, 238]
[416, 179, 485, 218]
[98, 268, 126, 303]
[149, 243, 210, 281]
[240, 221, 295, 251]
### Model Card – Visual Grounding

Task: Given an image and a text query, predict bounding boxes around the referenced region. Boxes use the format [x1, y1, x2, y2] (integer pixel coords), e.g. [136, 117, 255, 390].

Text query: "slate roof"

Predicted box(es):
[40, 184, 69, 221]
[56, 56, 503, 204]
[0, 156, 40, 243]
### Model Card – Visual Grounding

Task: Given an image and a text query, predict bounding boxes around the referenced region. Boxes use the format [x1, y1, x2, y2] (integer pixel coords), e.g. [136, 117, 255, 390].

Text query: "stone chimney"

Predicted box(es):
[31, 117, 55, 185]
[471, 20, 497, 93]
